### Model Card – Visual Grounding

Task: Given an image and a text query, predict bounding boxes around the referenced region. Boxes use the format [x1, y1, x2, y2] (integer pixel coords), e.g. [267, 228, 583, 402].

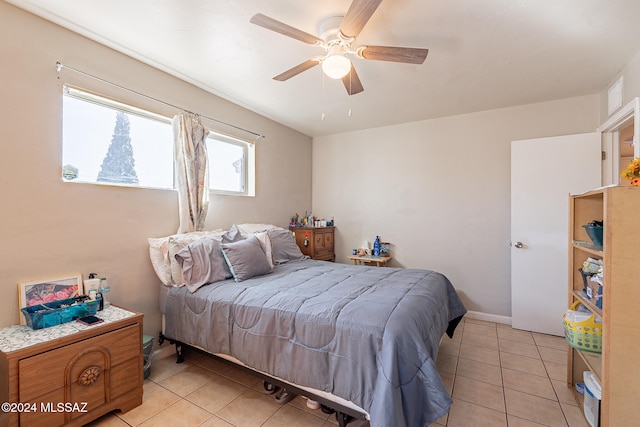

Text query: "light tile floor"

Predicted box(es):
[87, 318, 589, 427]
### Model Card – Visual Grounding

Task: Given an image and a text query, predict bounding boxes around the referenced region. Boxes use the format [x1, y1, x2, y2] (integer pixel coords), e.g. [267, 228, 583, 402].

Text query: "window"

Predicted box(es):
[62, 87, 255, 195]
[62, 87, 174, 189]
[207, 133, 254, 195]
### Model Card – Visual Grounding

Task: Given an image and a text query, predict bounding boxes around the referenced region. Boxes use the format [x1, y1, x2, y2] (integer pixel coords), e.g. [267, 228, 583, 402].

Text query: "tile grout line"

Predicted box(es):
[537, 340, 571, 427]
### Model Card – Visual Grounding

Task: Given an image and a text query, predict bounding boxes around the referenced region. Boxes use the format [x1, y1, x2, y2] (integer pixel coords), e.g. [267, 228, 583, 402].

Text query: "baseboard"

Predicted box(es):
[465, 310, 512, 325]
[154, 343, 175, 360]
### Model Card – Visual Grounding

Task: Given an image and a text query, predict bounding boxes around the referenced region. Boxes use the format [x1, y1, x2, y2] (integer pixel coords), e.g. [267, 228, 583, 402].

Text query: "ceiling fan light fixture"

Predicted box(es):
[322, 54, 351, 79]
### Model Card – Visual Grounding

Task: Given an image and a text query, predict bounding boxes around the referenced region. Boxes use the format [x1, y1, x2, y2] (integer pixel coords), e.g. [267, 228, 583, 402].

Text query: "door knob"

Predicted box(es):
[514, 242, 524, 248]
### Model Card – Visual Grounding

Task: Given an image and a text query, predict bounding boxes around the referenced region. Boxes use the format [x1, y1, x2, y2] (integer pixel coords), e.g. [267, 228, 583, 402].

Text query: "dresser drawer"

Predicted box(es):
[313, 230, 334, 256]
[322, 231, 333, 249]
[18, 324, 140, 402]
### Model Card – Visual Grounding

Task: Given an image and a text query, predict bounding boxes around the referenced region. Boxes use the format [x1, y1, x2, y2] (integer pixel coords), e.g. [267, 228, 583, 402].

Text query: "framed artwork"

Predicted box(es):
[18, 274, 83, 324]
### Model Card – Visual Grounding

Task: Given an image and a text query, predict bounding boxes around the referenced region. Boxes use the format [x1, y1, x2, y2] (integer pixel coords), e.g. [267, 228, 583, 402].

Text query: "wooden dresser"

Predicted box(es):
[0, 306, 143, 427]
[290, 226, 335, 261]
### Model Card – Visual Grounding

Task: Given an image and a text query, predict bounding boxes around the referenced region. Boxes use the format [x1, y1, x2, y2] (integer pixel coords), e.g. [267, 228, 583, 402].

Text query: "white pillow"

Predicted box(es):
[148, 236, 173, 286]
[253, 231, 274, 269]
[235, 223, 283, 238]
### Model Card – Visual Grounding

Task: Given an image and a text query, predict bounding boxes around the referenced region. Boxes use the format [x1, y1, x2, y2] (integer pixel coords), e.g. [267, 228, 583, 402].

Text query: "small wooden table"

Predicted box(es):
[348, 254, 392, 267]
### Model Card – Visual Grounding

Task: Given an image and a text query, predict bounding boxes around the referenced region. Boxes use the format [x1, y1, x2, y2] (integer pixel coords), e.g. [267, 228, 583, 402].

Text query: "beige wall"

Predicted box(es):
[312, 95, 600, 317]
[0, 2, 312, 336]
[5, 0, 637, 330]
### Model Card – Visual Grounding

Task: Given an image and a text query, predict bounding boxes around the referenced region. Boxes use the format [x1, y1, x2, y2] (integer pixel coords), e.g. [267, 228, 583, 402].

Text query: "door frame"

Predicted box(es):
[598, 97, 639, 185]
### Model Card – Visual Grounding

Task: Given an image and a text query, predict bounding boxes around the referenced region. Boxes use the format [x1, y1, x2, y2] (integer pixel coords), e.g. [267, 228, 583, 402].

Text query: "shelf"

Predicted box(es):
[571, 290, 602, 318]
[568, 290, 603, 382]
[576, 349, 602, 382]
[568, 187, 640, 426]
[571, 241, 603, 257]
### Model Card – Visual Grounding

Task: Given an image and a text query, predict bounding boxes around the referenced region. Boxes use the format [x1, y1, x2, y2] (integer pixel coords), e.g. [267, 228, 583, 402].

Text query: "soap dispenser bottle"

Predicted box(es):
[373, 236, 381, 257]
[84, 273, 100, 297]
[99, 278, 111, 309]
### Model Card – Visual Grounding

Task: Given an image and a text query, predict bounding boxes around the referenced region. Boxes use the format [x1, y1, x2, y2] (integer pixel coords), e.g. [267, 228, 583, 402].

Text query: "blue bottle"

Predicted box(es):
[373, 236, 381, 257]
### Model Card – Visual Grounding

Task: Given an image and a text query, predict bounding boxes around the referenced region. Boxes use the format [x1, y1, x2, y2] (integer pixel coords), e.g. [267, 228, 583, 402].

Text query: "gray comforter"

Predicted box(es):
[165, 259, 466, 427]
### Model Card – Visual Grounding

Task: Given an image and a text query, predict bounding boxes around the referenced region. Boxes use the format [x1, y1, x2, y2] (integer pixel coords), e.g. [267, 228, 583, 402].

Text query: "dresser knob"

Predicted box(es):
[78, 366, 102, 386]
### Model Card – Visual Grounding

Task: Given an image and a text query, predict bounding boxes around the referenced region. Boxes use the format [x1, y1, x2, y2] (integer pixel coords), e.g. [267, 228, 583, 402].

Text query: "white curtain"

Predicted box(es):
[173, 113, 210, 233]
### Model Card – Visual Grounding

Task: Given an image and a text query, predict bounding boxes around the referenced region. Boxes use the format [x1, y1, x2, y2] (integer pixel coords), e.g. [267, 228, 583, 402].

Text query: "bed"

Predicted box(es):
[150, 225, 466, 427]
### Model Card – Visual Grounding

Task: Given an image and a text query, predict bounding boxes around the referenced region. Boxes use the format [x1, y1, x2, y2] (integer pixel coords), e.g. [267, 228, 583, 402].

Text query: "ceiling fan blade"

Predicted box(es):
[339, 0, 383, 39]
[341, 64, 364, 95]
[356, 45, 429, 64]
[250, 13, 324, 45]
[273, 59, 321, 81]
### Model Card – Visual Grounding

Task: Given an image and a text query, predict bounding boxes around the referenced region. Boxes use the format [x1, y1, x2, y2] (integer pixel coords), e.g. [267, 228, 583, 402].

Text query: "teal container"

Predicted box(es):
[582, 225, 603, 247]
[21, 297, 99, 329]
[143, 334, 154, 379]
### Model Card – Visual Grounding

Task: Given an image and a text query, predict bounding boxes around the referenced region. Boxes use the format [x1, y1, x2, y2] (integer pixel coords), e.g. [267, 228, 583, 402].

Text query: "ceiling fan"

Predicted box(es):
[250, 0, 429, 95]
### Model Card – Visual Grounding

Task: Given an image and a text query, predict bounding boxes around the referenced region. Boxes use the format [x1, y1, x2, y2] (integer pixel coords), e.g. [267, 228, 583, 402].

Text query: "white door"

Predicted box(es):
[511, 133, 601, 335]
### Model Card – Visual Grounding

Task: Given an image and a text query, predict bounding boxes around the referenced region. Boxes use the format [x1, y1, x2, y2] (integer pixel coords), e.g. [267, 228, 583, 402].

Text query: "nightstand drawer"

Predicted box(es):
[18, 324, 140, 402]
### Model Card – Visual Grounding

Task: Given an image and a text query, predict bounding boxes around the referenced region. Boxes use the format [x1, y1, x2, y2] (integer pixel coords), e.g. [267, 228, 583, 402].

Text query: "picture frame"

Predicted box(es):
[18, 274, 83, 325]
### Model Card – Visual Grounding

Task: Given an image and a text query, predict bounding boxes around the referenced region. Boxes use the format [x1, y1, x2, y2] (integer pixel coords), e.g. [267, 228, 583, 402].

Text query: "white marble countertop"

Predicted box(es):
[0, 306, 136, 353]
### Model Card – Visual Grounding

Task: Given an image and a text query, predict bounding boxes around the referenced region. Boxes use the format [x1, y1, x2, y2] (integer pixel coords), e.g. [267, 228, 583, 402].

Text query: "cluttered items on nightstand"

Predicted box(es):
[289, 211, 334, 227]
[21, 296, 100, 330]
[349, 237, 393, 267]
[353, 236, 391, 257]
[84, 272, 112, 310]
[18, 272, 113, 329]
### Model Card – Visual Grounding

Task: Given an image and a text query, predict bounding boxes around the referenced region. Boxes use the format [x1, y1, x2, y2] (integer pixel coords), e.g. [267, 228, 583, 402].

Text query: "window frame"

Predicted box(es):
[62, 86, 175, 190]
[206, 132, 254, 196]
[62, 86, 255, 196]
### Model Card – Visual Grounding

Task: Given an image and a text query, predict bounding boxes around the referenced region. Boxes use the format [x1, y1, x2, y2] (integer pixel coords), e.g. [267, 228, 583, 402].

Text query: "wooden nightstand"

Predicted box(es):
[348, 254, 392, 267]
[289, 226, 335, 261]
[0, 306, 143, 427]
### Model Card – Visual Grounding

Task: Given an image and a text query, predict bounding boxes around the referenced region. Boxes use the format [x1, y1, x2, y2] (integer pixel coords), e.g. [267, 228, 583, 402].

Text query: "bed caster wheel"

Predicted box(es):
[262, 381, 278, 395]
[336, 411, 353, 427]
[274, 388, 296, 404]
[320, 404, 335, 414]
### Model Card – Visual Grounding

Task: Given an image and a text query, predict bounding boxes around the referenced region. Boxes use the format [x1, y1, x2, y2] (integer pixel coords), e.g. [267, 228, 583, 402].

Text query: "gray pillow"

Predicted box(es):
[222, 224, 244, 243]
[175, 237, 232, 292]
[221, 236, 273, 282]
[267, 228, 305, 264]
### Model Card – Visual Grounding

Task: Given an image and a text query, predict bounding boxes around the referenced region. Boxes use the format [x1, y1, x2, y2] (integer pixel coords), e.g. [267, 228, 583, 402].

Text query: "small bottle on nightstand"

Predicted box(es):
[99, 278, 111, 309]
[373, 236, 381, 257]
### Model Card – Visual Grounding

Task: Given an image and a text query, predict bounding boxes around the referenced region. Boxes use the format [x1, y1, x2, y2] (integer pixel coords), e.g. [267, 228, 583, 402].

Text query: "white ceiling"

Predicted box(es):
[8, 0, 640, 137]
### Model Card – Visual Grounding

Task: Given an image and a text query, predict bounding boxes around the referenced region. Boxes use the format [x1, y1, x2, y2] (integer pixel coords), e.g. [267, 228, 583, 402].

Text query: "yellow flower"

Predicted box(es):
[621, 158, 640, 180]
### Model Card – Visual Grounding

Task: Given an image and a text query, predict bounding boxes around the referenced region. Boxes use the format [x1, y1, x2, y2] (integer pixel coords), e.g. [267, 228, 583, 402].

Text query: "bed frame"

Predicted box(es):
[158, 332, 367, 427]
